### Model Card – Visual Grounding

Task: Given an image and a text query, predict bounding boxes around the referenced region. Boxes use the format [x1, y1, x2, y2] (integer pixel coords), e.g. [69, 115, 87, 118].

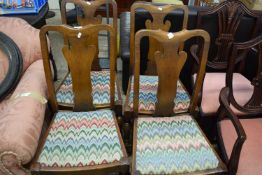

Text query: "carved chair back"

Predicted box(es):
[61, 0, 118, 70]
[195, 0, 260, 70]
[226, 34, 262, 115]
[40, 24, 116, 112]
[133, 29, 210, 117]
[130, 2, 189, 75]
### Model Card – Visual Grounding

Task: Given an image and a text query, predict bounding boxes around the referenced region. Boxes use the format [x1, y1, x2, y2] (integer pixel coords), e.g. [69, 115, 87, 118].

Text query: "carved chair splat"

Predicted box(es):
[131, 29, 227, 175]
[123, 2, 190, 153]
[125, 2, 190, 116]
[192, 0, 260, 70]
[30, 24, 128, 175]
[189, 0, 261, 141]
[130, 2, 189, 74]
[57, 0, 122, 114]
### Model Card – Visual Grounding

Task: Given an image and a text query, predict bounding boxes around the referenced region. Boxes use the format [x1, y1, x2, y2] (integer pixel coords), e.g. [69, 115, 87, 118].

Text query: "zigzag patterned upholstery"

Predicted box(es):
[135, 115, 219, 174]
[128, 75, 190, 113]
[56, 71, 119, 106]
[37, 110, 124, 168]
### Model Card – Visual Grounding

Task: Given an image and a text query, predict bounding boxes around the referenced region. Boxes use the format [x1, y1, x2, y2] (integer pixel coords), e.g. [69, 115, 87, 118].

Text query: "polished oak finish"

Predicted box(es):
[131, 29, 227, 174]
[130, 2, 189, 74]
[133, 29, 210, 117]
[61, 0, 118, 70]
[30, 24, 128, 174]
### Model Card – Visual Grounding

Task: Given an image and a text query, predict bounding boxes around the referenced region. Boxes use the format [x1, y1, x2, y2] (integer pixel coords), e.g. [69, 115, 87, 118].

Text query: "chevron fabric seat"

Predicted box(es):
[135, 115, 220, 174]
[127, 75, 190, 114]
[37, 110, 124, 168]
[56, 71, 119, 106]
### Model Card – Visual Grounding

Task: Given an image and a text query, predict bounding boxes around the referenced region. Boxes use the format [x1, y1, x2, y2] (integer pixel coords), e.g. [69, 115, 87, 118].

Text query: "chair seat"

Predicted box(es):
[220, 118, 262, 175]
[56, 70, 120, 107]
[127, 75, 190, 114]
[152, 0, 184, 5]
[195, 73, 253, 116]
[134, 115, 222, 174]
[36, 109, 124, 168]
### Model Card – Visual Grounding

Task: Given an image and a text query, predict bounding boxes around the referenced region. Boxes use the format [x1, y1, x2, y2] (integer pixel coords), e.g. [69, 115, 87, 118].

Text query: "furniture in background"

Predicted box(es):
[120, 0, 262, 142]
[218, 34, 262, 174]
[30, 24, 129, 174]
[120, 0, 261, 94]
[120, 5, 205, 94]
[190, 0, 260, 140]
[0, 3, 49, 29]
[152, 0, 184, 5]
[59, 0, 116, 69]
[131, 29, 227, 174]
[0, 32, 23, 101]
[0, 17, 47, 175]
[57, 0, 123, 116]
[122, 2, 191, 152]
[61, 0, 117, 70]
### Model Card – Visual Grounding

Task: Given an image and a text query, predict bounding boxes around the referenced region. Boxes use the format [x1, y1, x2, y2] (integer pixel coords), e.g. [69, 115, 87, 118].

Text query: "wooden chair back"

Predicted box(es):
[61, 0, 117, 27]
[130, 2, 189, 74]
[61, 0, 118, 70]
[226, 34, 262, 115]
[133, 29, 210, 117]
[40, 24, 116, 112]
[194, 0, 260, 70]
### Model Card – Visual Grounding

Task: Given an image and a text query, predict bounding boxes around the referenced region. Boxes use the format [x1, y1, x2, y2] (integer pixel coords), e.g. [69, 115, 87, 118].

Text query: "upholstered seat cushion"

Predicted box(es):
[0, 60, 47, 164]
[37, 109, 124, 168]
[220, 118, 262, 175]
[196, 73, 253, 116]
[56, 71, 120, 107]
[135, 115, 220, 174]
[152, 0, 184, 5]
[127, 75, 190, 114]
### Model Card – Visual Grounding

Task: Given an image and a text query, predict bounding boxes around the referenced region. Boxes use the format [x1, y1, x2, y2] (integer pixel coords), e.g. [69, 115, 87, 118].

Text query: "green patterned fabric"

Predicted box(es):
[135, 115, 219, 174]
[56, 71, 119, 106]
[128, 75, 190, 114]
[152, 0, 184, 5]
[37, 110, 124, 168]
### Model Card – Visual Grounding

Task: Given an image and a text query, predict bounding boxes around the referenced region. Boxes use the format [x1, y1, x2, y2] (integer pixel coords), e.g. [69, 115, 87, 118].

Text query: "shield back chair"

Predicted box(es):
[123, 2, 190, 151]
[218, 35, 262, 175]
[131, 29, 227, 175]
[57, 0, 122, 115]
[30, 24, 128, 175]
[190, 0, 260, 139]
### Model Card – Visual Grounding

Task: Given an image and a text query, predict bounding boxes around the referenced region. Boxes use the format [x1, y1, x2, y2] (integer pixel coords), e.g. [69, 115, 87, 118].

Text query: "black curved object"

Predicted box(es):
[0, 32, 23, 101]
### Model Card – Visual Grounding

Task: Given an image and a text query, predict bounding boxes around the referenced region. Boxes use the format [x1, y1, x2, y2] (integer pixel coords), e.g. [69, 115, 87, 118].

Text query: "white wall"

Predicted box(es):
[48, 0, 75, 9]
[48, 0, 60, 9]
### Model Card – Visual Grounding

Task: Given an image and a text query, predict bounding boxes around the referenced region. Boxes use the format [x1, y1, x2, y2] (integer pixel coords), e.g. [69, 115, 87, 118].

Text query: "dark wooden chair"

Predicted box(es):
[190, 0, 260, 139]
[217, 34, 262, 175]
[131, 29, 227, 174]
[30, 24, 129, 174]
[56, 0, 122, 115]
[122, 2, 191, 153]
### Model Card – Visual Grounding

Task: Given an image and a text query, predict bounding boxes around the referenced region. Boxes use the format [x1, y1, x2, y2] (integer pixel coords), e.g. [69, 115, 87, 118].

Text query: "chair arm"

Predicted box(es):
[218, 87, 247, 175]
[120, 12, 131, 62]
[0, 152, 29, 175]
[0, 60, 47, 175]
